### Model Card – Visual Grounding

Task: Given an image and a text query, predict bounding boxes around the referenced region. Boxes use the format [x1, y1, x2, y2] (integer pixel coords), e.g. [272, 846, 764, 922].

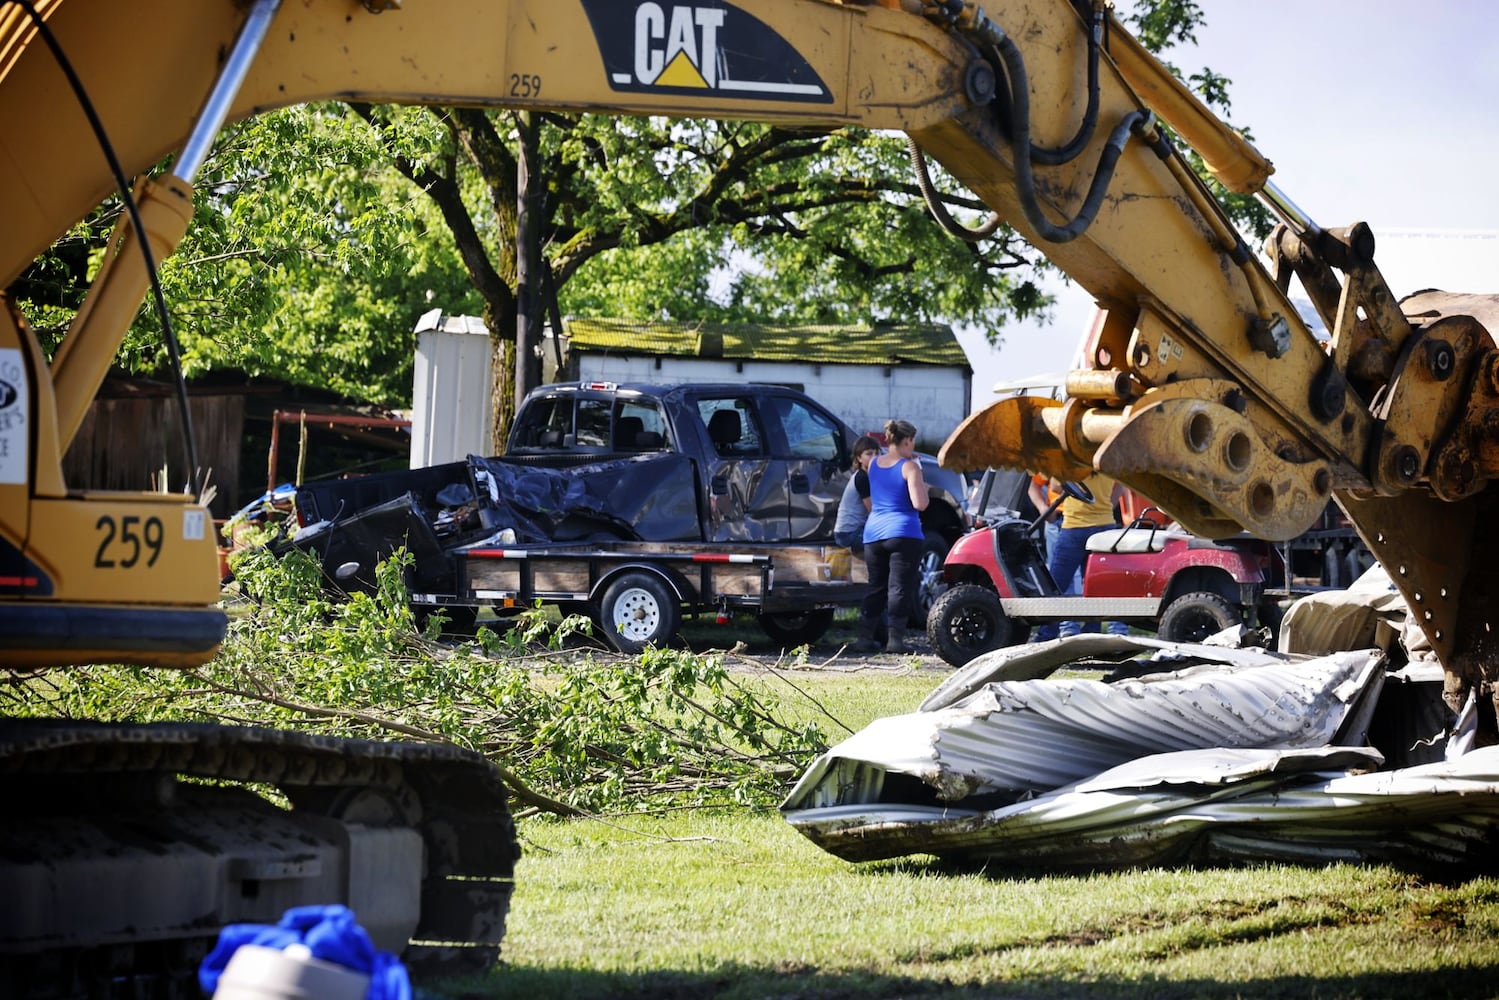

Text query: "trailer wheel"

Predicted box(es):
[926, 584, 1026, 667]
[1157, 591, 1240, 643]
[757, 608, 835, 648]
[598, 572, 681, 653]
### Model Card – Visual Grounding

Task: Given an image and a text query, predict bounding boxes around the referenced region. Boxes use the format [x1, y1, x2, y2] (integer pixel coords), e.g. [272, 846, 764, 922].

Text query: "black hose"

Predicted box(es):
[911, 5, 1102, 242]
[1028, 5, 1104, 167]
[991, 32, 1149, 245]
[11, 0, 203, 493]
[908, 138, 1003, 243]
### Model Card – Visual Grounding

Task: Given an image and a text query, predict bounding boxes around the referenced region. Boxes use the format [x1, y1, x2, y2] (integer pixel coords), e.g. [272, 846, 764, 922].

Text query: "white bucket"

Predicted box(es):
[212, 944, 369, 1000]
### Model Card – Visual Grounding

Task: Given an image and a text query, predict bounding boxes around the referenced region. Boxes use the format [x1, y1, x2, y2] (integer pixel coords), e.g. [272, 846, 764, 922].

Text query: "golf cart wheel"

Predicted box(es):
[1157, 591, 1239, 643]
[926, 584, 1026, 667]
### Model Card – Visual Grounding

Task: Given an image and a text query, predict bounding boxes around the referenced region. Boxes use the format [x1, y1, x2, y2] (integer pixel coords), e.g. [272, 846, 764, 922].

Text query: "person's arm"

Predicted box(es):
[1027, 477, 1048, 516]
[904, 460, 930, 512]
[857, 469, 872, 512]
[1029, 477, 1060, 522]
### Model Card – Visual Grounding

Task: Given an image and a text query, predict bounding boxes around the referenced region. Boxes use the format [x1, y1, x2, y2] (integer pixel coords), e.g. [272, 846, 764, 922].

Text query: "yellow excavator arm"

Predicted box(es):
[3, 0, 1496, 716]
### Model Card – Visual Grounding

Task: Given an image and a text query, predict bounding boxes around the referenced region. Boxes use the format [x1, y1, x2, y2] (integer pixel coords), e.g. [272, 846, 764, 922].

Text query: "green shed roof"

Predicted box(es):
[564, 317, 970, 370]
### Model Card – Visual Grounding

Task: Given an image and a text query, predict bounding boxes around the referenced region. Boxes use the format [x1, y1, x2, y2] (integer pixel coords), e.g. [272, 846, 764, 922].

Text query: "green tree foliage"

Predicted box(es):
[4, 547, 832, 814]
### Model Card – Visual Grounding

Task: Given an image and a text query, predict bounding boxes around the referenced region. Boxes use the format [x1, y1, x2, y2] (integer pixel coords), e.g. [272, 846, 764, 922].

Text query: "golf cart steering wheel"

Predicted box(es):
[1060, 479, 1094, 504]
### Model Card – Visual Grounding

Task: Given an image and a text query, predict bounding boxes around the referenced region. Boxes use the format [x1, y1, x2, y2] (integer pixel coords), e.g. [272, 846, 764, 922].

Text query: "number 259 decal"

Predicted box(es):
[94, 514, 164, 569]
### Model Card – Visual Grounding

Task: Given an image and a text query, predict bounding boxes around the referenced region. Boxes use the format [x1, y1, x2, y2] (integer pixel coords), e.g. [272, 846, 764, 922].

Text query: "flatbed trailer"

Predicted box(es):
[420, 540, 867, 652]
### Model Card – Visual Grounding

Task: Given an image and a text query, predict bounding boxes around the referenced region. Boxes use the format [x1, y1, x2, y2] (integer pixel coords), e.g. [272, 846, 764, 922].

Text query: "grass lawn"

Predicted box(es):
[464, 812, 1499, 999]
[438, 668, 1499, 999]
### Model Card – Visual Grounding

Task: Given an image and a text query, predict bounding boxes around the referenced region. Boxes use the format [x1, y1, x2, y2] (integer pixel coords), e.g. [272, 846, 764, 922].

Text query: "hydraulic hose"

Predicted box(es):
[908, 137, 1003, 243]
[911, 3, 1103, 243]
[989, 31, 1149, 245]
[12, 0, 203, 493]
[1028, 3, 1104, 167]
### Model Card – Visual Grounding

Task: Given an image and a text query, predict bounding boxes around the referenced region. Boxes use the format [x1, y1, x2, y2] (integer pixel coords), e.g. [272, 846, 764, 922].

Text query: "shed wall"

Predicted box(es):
[64, 394, 244, 517]
[573, 355, 970, 449]
[411, 319, 493, 468]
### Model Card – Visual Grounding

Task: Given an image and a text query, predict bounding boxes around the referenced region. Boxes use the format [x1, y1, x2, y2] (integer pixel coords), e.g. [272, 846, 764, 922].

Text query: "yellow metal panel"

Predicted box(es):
[27, 493, 221, 605]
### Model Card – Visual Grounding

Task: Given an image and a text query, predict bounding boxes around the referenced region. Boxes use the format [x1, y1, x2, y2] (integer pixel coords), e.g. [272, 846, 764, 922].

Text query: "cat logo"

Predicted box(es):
[580, 0, 832, 104]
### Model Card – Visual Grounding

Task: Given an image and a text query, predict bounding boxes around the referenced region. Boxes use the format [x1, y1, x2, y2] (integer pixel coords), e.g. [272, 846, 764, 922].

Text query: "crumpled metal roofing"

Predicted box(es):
[784, 642, 1384, 804]
[785, 746, 1499, 869]
[781, 635, 1495, 872]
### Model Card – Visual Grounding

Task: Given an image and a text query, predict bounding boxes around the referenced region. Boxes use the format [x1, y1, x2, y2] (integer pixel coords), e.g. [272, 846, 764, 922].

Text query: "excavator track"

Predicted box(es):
[0, 718, 518, 999]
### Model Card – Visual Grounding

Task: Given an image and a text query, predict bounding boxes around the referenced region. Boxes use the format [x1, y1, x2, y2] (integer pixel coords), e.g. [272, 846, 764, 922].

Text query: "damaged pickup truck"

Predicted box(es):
[782, 568, 1499, 873]
[288, 381, 966, 650]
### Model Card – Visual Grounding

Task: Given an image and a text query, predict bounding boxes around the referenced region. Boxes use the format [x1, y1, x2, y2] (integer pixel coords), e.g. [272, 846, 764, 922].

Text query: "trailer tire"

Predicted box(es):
[1157, 591, 1239, 643]
[927, 584, 1026, 667]
[757, 608, 835, 648]
[598, 572, 681, 653]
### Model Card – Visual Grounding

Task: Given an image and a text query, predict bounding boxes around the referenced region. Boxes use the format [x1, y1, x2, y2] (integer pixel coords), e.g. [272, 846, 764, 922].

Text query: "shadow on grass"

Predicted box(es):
[437, 962, 1499, 1000]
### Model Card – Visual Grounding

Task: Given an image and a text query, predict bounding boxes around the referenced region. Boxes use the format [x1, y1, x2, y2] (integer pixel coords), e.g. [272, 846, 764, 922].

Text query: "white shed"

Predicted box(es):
[409, 309, 492, 468]
[563, 318, 972, 451]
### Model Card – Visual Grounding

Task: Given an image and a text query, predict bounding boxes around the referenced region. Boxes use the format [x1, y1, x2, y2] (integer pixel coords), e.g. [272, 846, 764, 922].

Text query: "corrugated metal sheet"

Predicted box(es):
[784, 746, 1499, 870]
[780, 635, 1498, 872]
[565, 317, 970, 368]
[785, 645, 1382, 804]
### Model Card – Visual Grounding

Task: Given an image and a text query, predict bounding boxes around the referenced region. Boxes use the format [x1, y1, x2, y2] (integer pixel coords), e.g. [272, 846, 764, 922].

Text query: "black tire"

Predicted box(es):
[910, 532, 953, 628]
[758, 608, 835, 648]
[926, 584, 1026, 667]
[413, 603, 479, 637]
[597, 572, 681, 653]
[1157, 591, 1240, 643]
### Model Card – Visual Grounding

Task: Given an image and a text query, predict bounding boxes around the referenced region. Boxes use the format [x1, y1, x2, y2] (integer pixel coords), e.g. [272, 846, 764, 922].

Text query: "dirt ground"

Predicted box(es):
[675, 610, 954, 675]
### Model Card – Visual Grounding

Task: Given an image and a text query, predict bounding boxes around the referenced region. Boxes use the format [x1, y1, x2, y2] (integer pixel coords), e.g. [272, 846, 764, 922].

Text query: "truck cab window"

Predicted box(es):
[765, 396, 841, 460]
[574, 398, 612, 447]
[697, 398, 764, 456]
[513, 397, 572, 449]
[614, 400, 668, 450]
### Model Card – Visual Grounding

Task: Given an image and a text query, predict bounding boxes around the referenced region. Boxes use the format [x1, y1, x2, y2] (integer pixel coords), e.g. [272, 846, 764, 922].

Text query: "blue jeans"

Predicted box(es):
[1048, 524, 1128, 638]
[1031, 519, 1085, 642]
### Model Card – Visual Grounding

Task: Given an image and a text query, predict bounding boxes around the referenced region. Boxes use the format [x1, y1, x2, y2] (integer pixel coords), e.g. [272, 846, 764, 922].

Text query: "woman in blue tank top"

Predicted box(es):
[855, 419, 928, 654]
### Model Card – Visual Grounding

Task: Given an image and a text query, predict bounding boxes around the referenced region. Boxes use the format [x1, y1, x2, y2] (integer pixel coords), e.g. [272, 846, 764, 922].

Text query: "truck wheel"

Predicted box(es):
[926, 584, 1025, 667]
[1158, 591, 1240, 643]
[413, 603, 479, 637]
[598, 572, 681, 653]
[758, 608, 835, 648]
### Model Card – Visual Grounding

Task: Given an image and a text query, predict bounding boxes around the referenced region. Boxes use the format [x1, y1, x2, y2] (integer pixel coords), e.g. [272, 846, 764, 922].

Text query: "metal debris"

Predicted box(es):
[782, 635, 1495, 872]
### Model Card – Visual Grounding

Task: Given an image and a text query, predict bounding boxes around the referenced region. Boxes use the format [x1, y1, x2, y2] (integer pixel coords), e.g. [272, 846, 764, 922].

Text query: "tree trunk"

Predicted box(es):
[515, 111, 544, 404]
[488, 301, 517, 453]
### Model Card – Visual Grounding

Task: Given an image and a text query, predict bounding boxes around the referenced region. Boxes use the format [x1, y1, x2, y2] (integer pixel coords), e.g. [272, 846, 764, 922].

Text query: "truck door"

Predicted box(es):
[694, 395, 784, 541]
[760, 394, 850, 540]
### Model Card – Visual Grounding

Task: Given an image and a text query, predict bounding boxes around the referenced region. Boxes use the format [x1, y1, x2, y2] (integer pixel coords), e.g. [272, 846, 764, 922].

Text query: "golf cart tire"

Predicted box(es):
[1157, 591, 1239, 643]
[927, 584, 1027, 667]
